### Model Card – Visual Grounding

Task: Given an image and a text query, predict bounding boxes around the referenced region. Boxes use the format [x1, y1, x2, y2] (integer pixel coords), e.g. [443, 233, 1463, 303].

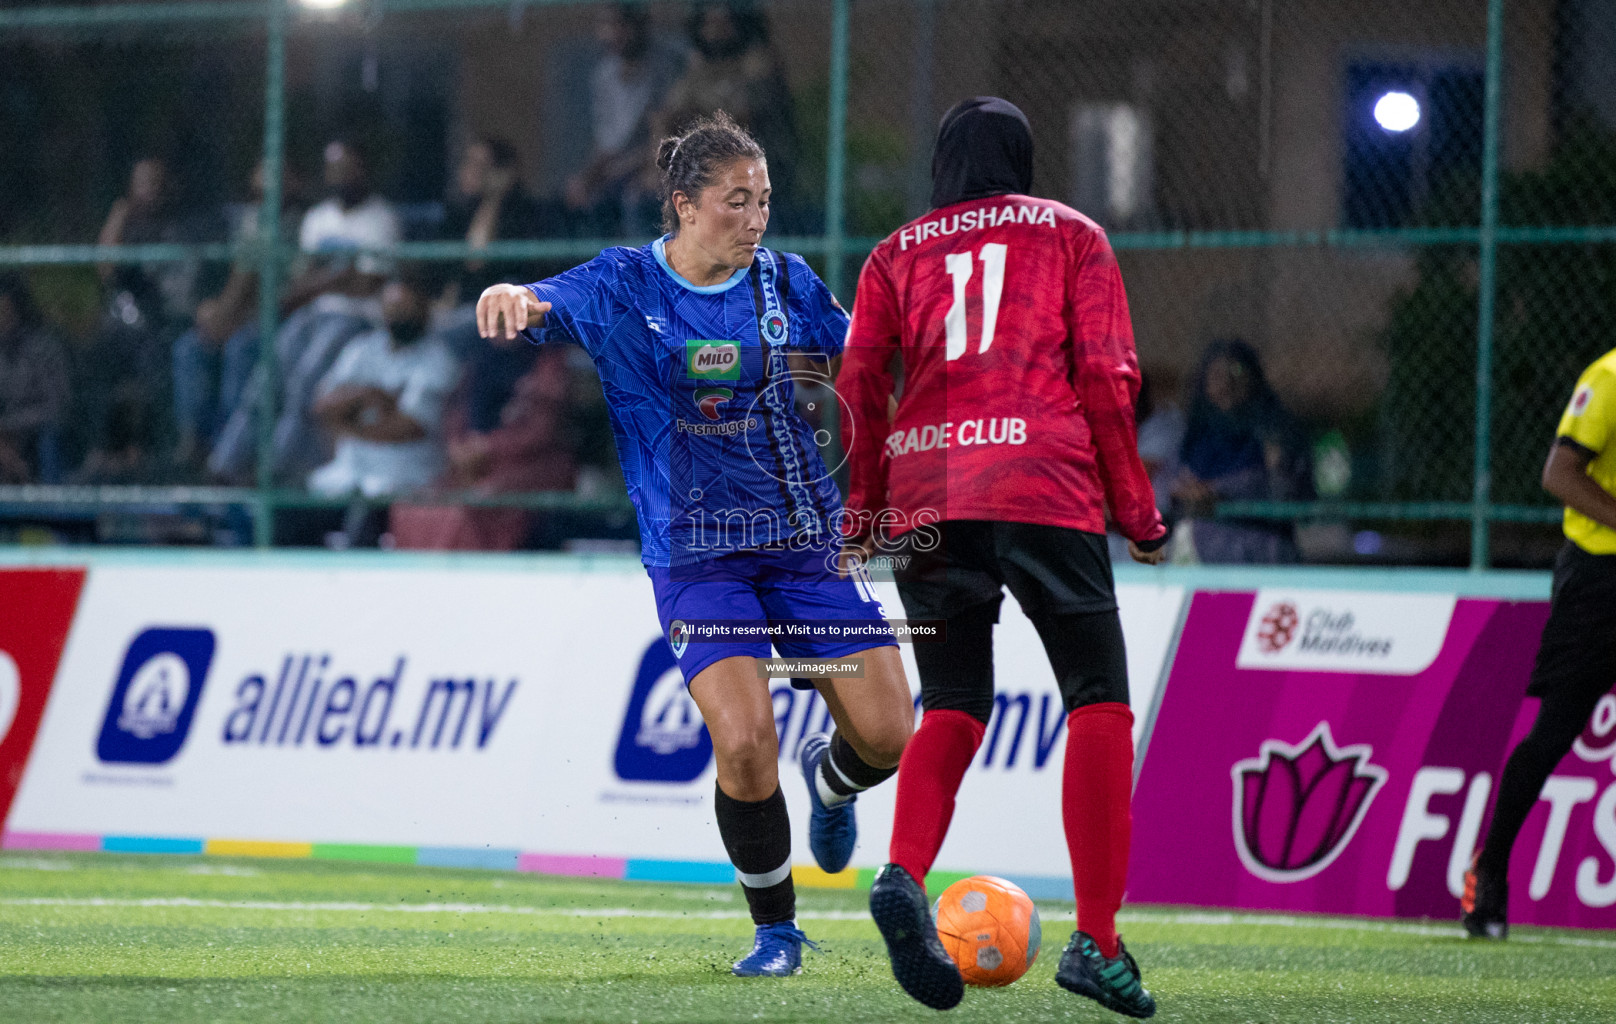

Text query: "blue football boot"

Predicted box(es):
[799, 732, 857, 873]
[732, 921, 818, 977]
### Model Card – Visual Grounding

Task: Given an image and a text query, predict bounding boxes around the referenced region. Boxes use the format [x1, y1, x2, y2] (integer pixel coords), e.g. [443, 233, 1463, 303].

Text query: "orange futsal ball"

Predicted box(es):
[932, 875, 1042, 987]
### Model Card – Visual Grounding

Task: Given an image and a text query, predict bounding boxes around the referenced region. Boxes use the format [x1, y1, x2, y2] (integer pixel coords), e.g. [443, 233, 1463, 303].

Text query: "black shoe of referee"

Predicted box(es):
[870, 863, 964, 1010]
[1461, 854, 1509, 940]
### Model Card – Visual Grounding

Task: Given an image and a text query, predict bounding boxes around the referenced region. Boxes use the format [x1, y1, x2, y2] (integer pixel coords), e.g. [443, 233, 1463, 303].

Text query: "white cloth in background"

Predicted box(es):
[297, 195, 402, 319]
[592, 55, 657, 157]
[307, 328, 459, 499]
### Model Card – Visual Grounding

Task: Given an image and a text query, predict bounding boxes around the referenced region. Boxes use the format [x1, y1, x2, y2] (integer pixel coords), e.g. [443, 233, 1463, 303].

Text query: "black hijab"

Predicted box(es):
[930, 96, 1034, 210]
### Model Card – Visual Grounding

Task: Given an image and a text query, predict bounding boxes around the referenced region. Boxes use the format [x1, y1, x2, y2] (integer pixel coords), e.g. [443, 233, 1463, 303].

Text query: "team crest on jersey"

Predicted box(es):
[1571, 383, 1595, 417]
[668, 619, 690, 658]
[686, 340, 741, 380]
[695, 388, 733, 421]
[761, 312, 788, 346]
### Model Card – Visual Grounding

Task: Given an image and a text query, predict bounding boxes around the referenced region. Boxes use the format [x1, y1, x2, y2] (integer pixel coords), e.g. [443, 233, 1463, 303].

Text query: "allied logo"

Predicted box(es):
[1230, 722, 1388, 883]
[686, 340, 741, 380]
[612, 639, 712, 783]
[97, 628, 215, 765]
[695, 388, 733, 421]
[761, 313, 788, 346]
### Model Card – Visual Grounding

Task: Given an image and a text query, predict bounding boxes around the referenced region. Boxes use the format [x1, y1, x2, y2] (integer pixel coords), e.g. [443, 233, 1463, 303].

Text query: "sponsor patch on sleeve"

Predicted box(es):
[1570, 382, 1595, 417]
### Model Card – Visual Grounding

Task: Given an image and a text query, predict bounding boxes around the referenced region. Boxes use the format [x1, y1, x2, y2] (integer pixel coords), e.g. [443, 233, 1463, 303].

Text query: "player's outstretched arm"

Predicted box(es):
[477, 283, 551, 342]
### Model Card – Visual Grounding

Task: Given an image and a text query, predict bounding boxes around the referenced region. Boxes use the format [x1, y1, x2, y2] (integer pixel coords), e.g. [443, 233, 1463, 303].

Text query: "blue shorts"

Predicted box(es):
[649, 542, 898, 684]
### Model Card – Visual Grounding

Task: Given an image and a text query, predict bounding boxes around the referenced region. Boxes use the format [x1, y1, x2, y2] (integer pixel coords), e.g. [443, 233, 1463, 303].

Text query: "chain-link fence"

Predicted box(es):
[0, 0, 1611, 565]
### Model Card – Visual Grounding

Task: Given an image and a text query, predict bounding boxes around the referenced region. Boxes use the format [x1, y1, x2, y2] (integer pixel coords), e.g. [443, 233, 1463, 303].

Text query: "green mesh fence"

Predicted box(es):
[0, 0, 1611, 565]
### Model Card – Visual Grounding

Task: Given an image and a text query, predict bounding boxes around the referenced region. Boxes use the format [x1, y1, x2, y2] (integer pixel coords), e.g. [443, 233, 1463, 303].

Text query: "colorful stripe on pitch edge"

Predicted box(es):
[0, 831, 1074, 898]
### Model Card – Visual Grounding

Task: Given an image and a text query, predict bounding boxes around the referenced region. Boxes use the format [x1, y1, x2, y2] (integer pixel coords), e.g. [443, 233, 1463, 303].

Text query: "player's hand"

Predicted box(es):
[477, 284, 551, 343]
[837, 537, 876, 578]
[1128, 539, 1168, 565]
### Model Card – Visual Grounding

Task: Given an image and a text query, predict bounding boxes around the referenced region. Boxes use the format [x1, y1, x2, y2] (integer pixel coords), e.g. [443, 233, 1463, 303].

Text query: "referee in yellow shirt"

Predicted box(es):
[1462, 347, 1616, 939]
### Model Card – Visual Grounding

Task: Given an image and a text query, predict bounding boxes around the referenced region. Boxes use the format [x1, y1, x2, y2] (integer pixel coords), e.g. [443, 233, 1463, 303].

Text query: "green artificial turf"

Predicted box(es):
[1, 852, 1613, 1023]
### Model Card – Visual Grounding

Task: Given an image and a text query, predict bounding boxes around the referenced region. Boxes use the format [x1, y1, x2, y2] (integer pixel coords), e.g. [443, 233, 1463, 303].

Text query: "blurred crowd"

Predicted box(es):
[0, 0, 1321, 560]
[0, 0, 799, 550]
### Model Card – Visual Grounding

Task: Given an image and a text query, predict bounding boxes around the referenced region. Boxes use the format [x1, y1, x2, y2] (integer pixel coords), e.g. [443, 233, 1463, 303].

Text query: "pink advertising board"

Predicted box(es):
[1131, 589, 1616, 929]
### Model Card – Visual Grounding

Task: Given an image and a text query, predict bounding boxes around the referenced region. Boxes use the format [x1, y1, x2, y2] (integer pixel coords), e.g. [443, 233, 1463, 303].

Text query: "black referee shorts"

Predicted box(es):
[893, 520, 1127, 722]
[1527, 541, 1616, 702]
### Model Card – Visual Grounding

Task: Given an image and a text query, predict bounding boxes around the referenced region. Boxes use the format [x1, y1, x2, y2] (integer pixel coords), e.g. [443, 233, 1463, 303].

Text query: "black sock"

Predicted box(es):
[714, 783, 795, 925]
[1477, 690, 1600, 877]
[819, 731, 898, 798]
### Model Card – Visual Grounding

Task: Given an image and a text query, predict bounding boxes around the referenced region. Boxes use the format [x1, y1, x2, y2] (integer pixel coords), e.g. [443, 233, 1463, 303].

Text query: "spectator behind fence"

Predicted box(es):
[69, 381, 159, 486]
[565, 2, 684, 235]
[647, 1, 798, 225]
[1108, 369, 1185, 563]
[391, 344, 577, 551]
[1172, 339, 1312, 563]
[308, 270, 459, 500]
[86, 157, 206, 471]
[0, 273, 70, 484]
[209, 139, 400, 483]
[440, 137, 548, 310]
[171, 161, 305, 469]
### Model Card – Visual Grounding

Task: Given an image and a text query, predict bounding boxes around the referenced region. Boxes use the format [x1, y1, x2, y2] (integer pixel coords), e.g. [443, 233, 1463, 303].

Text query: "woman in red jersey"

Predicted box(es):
[839, 97, 1166, 1017]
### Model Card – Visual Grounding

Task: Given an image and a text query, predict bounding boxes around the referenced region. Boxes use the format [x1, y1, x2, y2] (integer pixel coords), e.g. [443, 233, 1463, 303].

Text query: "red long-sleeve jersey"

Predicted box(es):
[840, 194, 1166, 545]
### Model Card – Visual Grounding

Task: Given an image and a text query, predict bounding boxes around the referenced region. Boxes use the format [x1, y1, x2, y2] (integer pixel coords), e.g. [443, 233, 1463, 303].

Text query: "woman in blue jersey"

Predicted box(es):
[478, 112, 913, 977]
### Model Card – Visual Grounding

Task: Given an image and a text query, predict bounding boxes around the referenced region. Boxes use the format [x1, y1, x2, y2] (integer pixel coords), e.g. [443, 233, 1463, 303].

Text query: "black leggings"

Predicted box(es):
[1478, 543, 1616, 876]
[910, 596, 1130, 725]
[1476, 682, 1610, 876]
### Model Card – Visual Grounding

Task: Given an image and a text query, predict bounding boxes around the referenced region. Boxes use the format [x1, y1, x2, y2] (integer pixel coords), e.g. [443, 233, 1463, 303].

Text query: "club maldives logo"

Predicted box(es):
[695, 388, 733, 421]
[1256, 602, 1300, 653]
[761, 312, 788, 345]
[686, 340, 741, 380]
[668, 619, 690, 658]
[1231, 722, 1388, 883]
[1236, 591, 1454, 675]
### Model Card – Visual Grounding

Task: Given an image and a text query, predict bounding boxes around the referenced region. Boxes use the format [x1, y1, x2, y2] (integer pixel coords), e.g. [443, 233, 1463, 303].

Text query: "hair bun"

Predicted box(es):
[655, 136, 680, 173]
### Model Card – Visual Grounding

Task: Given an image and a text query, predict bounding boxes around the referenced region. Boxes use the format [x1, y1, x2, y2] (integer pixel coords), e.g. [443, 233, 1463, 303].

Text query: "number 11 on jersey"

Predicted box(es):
[944, 242, 1007, 361]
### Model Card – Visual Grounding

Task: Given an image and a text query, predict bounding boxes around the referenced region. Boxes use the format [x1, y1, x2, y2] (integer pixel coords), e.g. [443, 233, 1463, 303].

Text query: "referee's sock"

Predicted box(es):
[815, 731, 899, 807]
[714, 783, 796, 926]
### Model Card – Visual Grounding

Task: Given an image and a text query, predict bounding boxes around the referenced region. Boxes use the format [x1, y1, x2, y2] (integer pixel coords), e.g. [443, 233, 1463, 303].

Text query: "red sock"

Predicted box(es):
[1063, 702, 1135, 959]
[889, 709, 986, 887]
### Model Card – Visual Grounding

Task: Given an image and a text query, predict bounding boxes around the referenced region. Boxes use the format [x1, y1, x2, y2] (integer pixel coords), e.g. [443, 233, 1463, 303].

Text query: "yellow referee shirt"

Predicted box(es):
[1555, 347, 1616, 554]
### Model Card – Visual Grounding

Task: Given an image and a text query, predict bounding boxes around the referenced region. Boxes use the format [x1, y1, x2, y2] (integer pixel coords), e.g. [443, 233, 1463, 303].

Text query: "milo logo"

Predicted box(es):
[686, 340, 741, 380]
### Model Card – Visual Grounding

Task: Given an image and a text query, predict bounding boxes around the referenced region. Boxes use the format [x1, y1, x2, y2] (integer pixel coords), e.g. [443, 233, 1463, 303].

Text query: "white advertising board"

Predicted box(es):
[1234, 589, 1457, 676]
[8, 563, 1185, 883]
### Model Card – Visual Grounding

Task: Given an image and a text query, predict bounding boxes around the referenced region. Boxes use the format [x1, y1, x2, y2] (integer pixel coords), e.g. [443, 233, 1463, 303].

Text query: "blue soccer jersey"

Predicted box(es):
[523, 237, 849, 567]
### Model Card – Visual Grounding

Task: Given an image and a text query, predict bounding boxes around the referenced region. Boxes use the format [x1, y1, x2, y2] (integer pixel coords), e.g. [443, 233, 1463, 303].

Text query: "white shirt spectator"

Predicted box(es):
[297, 195, 401, 318]
[307, 328, 458, 498]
